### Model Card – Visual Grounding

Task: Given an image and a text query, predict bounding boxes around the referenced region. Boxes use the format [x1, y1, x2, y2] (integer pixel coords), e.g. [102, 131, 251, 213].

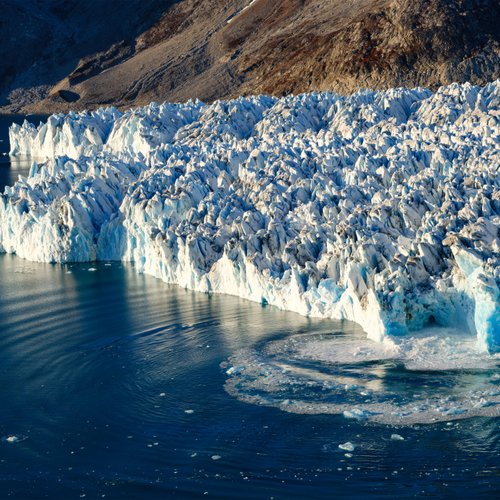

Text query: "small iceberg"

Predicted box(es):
[338, 442, 356, 452]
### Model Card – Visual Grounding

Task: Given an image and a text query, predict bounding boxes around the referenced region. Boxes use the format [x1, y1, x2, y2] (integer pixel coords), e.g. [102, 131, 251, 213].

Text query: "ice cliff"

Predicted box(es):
[4, 82, 500, 352]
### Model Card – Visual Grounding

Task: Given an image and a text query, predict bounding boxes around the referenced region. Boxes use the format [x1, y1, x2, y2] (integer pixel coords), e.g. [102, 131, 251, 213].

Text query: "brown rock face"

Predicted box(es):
[2, 0, 499, 113]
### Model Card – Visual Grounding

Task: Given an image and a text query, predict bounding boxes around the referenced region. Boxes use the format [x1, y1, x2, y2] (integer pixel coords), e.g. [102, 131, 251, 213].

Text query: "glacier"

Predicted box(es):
[4, 82, 500, 352]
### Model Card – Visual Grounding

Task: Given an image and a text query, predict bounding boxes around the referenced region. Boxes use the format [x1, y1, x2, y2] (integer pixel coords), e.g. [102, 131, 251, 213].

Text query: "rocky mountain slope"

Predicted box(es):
[1, 0, 499, 113]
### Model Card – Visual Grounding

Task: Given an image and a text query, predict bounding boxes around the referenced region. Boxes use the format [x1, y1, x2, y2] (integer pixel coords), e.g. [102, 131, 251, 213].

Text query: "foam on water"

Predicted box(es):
[223, 326, 500, 425]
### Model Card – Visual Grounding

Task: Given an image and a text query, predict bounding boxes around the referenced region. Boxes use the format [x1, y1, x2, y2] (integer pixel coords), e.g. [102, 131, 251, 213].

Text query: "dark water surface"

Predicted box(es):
[0, 116, 498, 498]
[0, 256, 498, 499]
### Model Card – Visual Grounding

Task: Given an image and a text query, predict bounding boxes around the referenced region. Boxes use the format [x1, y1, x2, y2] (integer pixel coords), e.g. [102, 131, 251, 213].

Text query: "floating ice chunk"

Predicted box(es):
[184, 409, 194, 414]
[343, 408, 372, 420]
[2, 435, 27, 443]
[211, 455, 222, 460]
[473, 399, 496, 408]
[223, 329, 500, 424]
[338, 442, 356, 452]
[390, 434, 405, 441]
[226, 365, 244, 375]
[440, 407, 466, 416]
[344, 384, 358, 390]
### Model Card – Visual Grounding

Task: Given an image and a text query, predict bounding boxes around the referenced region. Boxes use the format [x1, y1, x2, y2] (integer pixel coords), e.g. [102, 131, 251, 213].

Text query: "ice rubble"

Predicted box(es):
[222, 327, 500, 424]
[4, 82, 500, 352]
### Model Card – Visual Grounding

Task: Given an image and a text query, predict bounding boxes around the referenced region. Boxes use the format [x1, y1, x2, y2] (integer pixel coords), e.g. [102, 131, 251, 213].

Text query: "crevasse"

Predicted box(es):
[4, 82, 500, 352]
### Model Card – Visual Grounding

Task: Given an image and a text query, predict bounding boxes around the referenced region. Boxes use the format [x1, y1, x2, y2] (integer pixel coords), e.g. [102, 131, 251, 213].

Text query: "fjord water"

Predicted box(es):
[0, 256, 499, 499]
[0, 117, 498, 498]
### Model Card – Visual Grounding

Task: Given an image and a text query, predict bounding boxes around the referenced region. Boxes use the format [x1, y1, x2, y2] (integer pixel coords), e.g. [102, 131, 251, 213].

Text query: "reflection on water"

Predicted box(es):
[0, 254, 498, 499]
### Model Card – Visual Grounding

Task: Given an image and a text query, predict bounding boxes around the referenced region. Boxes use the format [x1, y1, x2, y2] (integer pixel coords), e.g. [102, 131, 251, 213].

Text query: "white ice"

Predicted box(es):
[223, 326, 500, 424]
[338, 442, 356, 451]
[4, 81, 500, 352]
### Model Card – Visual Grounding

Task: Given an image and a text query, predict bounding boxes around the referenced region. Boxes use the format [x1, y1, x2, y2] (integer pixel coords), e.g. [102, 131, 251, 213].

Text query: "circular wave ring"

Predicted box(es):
[223, 329, 500, 425]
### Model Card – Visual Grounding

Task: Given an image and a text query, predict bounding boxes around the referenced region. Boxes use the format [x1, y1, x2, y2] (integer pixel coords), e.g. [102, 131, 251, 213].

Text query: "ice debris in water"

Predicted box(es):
[2, 435, 27, 443]
[343, 408, 373, 420]
[3, 81, 500, 352]
[390, 434, 405, 441]
[339, 442, 356, 451]
[223, 329, 500, 425]
[226, 365, 244, 375]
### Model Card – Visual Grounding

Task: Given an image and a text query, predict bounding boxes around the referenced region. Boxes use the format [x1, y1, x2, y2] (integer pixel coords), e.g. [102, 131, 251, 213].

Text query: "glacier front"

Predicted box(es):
[4, 82, 500, 352]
